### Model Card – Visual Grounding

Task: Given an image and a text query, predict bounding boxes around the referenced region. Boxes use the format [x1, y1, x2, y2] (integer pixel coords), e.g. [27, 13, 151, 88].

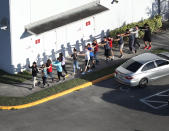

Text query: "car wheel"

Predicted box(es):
[139, 78, 148, 88]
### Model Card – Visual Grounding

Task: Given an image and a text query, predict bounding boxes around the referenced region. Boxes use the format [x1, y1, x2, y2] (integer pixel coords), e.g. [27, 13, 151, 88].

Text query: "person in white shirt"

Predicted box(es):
[78, 46, 91, 75]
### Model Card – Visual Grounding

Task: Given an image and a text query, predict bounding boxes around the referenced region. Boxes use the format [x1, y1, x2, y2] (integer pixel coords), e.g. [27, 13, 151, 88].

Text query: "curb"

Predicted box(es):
[0, 73, 114, 110]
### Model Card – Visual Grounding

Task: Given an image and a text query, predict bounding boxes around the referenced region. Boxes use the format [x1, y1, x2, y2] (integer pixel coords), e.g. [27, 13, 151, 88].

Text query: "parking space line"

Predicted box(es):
[141, 89, 169, 100]
[140, 89, 169, 109]
[145, 100, 168, 104]
[157, 94, 169, 97]
[155, 104, 168, 109]
[140, 99, 158, 109]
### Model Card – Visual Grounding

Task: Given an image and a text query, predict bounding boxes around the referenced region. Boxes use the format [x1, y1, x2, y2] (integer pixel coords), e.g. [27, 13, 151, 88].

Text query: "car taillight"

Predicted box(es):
[125, 76, 133, 80]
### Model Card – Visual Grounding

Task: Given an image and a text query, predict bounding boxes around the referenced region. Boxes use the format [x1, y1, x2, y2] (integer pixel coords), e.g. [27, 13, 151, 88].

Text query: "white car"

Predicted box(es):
[114, 52, 169, 87]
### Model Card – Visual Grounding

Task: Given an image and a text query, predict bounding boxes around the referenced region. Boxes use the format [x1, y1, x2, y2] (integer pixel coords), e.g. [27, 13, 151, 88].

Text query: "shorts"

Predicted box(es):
[143, 36, 151, 42]
[119, 43, 124, 50]
[105, 49, 111, 57]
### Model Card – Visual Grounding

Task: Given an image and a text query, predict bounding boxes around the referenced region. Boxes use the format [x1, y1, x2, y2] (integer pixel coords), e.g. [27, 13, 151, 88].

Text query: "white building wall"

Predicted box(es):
[0, 0, 12, 73]
[9, 0, 155, 73]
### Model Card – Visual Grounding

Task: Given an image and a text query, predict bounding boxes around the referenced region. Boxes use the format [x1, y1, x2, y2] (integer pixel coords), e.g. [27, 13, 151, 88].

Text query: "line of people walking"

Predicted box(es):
[28, 23, 152, 89]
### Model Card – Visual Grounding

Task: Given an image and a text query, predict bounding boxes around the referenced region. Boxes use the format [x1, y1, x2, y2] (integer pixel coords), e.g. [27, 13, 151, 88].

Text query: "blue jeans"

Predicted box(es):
[73, 60, 80, 73]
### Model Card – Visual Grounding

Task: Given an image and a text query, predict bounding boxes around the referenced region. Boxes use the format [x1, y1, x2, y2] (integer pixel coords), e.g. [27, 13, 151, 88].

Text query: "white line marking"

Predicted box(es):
[157, 94, 169, 97]
[155, 104, 168, 109]
[144, 100, 168, 104]
[140, 99, 158, 109]
[140, 89, 169, 109]
[140, 89, 169, 101]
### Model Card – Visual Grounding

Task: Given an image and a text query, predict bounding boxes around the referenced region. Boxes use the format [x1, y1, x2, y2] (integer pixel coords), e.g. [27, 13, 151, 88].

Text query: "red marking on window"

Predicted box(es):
[35, 39, 40, 44]
[86, 21, 91, 26]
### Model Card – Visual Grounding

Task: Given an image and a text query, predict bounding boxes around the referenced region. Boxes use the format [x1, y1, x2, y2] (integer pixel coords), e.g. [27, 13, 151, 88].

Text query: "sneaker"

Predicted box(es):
[120, 55, 124, 58]
[144, 46, 148, 50]
[65, 74, 69, 78]
[147, 46, 151, 50]
[81, 72, 86, 75]
[87, 70, 91, 73]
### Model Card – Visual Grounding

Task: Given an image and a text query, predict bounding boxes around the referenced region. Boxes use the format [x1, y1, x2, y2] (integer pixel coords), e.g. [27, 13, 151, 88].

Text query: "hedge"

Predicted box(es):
[109, 15, 162, 39]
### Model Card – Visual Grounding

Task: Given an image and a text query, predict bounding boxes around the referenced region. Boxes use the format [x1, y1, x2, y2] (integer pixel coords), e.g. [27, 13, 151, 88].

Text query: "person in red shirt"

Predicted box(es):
[107, 36, 114, 60]
[46, 59, 54, 82]
[92, 39, 99, 64]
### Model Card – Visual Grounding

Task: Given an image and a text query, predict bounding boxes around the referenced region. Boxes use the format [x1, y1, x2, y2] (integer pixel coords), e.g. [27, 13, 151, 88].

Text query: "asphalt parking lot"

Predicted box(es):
[0, 76, 169, 131]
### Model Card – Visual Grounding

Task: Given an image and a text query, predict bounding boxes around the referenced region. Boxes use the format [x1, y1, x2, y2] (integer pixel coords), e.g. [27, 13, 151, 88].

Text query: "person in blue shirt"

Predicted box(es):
[87, 43, 95, 71]
[52, 57, 65, 82]
[41, 64, 49, 88]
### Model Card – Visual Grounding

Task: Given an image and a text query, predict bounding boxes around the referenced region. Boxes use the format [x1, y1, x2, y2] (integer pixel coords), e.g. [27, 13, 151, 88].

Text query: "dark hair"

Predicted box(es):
[87, 43, 90, 46]
[46, 59, 51, 67]
[59, 53, 63, 61]
[57, 57, 60, 61]
[126, 29, 129, 32]
[33, 61, 36, 65]
[144, 23, 149, 27]
[59, 53, 63, 57]
[126, 29, 130, 34]
[42, 63, 46, 67]
[73, 48, 77, 52]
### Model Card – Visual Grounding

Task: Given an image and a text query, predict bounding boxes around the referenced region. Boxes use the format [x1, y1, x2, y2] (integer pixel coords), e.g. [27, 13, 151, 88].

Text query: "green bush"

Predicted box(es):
[110, 15, 162, 39]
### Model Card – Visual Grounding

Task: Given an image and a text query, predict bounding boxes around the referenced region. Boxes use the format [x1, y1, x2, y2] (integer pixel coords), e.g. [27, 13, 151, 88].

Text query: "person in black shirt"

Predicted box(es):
[140, 23, 152, 50]
[29, 62, 39, 89]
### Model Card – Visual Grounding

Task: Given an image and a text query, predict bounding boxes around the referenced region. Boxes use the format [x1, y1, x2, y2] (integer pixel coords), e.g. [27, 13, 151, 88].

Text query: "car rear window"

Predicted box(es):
[122, 59, 142, 72]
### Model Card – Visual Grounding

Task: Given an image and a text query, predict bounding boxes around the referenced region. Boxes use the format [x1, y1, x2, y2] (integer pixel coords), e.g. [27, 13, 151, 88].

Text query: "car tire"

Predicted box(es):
[139, 78, 148, 88]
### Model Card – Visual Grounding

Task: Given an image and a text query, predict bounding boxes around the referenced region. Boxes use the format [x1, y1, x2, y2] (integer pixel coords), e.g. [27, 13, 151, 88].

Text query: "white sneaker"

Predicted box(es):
[87, 69, 92, 73]
[120, 55, 124, 58]
[81, 72, 86, 75]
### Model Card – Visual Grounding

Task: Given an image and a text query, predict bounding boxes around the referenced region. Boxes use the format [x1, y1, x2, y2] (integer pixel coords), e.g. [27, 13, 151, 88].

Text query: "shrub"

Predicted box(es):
[110, 15, 162, 40]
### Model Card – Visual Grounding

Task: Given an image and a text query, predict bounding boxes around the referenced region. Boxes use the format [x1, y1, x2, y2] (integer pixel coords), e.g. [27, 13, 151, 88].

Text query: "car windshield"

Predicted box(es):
[122, 59, 142, 72]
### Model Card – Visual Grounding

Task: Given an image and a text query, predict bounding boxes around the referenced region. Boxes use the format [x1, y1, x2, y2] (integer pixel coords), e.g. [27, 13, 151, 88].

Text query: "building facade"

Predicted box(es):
[0, 0, 163, 73]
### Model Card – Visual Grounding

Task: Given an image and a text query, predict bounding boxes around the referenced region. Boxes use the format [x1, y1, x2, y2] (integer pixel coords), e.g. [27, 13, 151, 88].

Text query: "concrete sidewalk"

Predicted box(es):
[0, 30, 169, 97]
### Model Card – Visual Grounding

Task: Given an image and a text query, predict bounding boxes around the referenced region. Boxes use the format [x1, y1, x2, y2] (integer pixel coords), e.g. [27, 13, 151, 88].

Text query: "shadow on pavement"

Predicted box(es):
[99, 78, 169, 116]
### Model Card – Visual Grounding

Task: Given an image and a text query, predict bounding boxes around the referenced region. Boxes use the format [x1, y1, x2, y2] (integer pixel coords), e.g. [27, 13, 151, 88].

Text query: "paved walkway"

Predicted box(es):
[0, 30, 169, 97]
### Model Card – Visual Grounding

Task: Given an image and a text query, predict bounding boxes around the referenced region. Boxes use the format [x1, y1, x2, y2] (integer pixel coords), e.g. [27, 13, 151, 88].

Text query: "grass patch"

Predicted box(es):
[151, 48, 169, 54]
[0, 60, 125, 106]
[0, 70, 32, 84]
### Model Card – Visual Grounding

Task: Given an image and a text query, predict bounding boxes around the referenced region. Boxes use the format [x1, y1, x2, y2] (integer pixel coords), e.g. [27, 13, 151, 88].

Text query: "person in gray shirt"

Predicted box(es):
[130, 25, 140, 48]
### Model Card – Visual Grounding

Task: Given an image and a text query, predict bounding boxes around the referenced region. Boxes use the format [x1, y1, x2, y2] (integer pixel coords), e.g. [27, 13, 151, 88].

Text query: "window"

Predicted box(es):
[122, 59, 142, 72]
[155, 60, 169, 67]
[142, 62, 156, 71]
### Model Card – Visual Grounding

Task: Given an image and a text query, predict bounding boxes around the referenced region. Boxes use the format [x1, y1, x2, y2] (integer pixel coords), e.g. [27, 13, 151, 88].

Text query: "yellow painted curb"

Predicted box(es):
[0, 73, 114, 110]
